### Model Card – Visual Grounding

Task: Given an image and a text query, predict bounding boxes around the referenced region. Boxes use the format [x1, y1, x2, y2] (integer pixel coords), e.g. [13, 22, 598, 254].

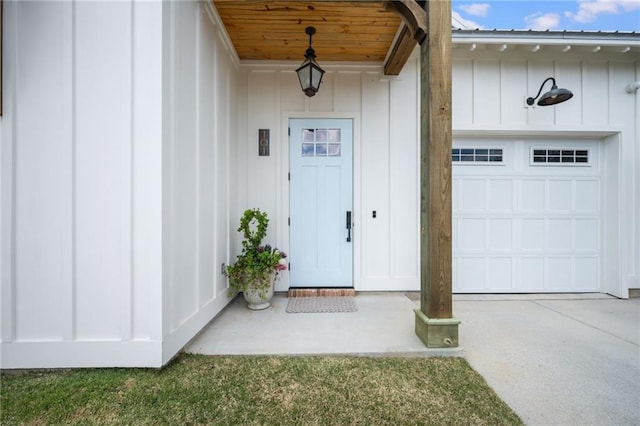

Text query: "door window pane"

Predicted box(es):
[316, 129, 328, 142]
[302, 129, 315, 142]
[328, 129, 341, 142]
[315, 144, 327, 156]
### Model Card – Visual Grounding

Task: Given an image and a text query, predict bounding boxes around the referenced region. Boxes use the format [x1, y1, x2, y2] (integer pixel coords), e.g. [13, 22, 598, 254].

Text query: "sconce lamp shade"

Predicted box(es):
[527, 77, 573, 106]
[296, 27, 325, 97]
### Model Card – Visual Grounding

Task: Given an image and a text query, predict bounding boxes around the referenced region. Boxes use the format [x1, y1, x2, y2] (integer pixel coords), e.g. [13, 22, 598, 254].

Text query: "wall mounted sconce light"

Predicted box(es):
[526, 77, 573, 106]
[296, 26, 325, 97]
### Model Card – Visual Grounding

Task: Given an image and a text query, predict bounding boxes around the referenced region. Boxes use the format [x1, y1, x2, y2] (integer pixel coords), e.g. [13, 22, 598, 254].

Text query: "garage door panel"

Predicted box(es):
[453, 139, 601, 293]
[548, 219, 572, 250]
[452, 179, 460, 211]
[521, 218, 545, 250]
[575, 219, 599, 251]
[488, 219, 512, 250]
[519, 257, 545, 290]
[575, 258, 599, 289]
[460, 179, 486, 211]
[548, 180, 573, 211]
[546, 257, 573, 289]
[520, 180, 546, 211]
[487, 258, 513, 289]
[452, 217, 459, 251]
[575, 180, 599, 211]
[459, 218, 486, 250]
[488, 180, 513, 211]
[458, 257, 486, 290]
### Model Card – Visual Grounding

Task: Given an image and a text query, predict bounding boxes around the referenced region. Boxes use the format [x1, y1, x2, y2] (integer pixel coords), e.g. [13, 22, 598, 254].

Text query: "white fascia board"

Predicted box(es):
[452, 30, 640, 48]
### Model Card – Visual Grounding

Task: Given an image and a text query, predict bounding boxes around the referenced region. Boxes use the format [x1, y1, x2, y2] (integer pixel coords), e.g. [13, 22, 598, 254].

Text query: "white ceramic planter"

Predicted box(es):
[242, 273, 275, 310]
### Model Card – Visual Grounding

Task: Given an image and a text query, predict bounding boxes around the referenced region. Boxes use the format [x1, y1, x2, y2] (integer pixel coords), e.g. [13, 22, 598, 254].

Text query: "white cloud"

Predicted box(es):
[565, 0, 640, 24]
[525, 12, 561, 30]
[458, 3, 491, 17]
[452, 11, 484, 29]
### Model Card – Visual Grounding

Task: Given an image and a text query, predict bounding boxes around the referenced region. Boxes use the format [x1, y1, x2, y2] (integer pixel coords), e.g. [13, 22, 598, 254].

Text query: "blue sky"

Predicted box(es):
[452, 0, 640, 31]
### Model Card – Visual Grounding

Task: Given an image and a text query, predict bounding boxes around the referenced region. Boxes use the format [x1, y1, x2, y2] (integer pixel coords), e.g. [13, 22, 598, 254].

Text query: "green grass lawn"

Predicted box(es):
[1, 354, 522, 425]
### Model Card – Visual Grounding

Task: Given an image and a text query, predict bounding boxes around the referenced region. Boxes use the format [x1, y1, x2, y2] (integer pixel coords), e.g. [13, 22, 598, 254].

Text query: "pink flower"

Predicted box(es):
[277, 258, 288, 270]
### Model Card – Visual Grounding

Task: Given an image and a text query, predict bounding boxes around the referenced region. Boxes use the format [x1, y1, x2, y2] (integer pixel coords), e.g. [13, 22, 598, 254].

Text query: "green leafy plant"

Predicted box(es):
[226, 209, 287, 295]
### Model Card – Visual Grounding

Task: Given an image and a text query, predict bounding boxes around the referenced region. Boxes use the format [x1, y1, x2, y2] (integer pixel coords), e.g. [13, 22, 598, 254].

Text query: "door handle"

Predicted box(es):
[346, 211, 352, 242]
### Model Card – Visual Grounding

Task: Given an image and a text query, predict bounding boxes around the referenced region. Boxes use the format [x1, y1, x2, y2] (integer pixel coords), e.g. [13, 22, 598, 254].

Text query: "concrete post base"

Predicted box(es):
[414, 309, 461, 348]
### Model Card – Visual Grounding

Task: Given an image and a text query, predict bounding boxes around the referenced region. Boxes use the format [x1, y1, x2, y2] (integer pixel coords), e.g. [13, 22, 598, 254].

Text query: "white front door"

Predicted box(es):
[289, 118, 353, 287]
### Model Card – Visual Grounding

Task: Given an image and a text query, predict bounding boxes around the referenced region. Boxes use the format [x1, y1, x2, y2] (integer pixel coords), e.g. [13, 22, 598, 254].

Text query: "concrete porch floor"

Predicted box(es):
[186, 292, 640, 425]
[185, 292, 458, 356]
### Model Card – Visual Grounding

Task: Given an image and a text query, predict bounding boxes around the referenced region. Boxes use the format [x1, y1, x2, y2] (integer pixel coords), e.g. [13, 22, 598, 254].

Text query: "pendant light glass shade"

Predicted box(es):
[296, 27, 325, 97]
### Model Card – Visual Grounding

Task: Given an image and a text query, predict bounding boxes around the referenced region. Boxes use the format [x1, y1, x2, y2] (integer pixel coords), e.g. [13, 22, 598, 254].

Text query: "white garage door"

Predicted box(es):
[453, 139, 601, 293]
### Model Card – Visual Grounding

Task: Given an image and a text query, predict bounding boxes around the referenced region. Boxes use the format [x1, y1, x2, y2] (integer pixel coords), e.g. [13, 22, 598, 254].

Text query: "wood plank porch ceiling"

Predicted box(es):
[212, 0, 403, 62]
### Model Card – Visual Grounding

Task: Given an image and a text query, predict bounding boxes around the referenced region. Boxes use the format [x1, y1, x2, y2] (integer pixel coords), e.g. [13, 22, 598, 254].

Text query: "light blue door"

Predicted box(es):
[289, 118, 353, 287]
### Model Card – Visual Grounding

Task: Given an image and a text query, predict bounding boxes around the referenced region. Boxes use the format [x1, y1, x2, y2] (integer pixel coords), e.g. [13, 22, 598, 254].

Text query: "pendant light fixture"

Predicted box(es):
[296, 26, 325, 97]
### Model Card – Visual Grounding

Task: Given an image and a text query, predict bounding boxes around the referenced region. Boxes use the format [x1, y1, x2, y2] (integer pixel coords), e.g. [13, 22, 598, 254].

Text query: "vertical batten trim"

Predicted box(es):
[212, 13, 220, 297]
[122, 0, 135, 341]
[274, 72, 282, 255]
[194, 2, 201, 309]
[387, 78, 393, 280]
[471, 59, 476, 124]
[607, 60, 613, 126]
[221, 50, 229, 298]
[274, 71, 282, 244]
[69, 0, 77, 341]
[526, 59, 531, 124]
[332, 71, 337, 112]
[358, 72, 366, 289]
[553, 61, 558, 125]
[2, 0, 18, 342]
[224, 59, 231, 296]
[9, 2, 17, 341]
[133, 0, 163, 341]
[224, 47, 232, 295]
[580, 60, 585, 125]
[166, 1, 177, 334]
[498, 60, 504, 125]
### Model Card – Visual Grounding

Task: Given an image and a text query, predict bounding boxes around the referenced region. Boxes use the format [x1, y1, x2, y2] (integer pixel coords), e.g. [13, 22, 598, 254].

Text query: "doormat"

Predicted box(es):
[286, 296, 357, 313]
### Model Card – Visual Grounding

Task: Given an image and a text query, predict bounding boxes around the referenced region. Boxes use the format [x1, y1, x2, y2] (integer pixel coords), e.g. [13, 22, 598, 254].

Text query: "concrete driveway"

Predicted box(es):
[455, 294, 640, 426]
[186, 293, 640, 425]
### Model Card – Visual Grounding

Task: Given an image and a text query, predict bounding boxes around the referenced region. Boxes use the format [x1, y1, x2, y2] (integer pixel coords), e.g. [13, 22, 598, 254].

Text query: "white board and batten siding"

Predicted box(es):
[243, 44, 639, 297]
[242, 60, 421, 293]
[162, 0, 239, 362]
[0, 1, 239, 368]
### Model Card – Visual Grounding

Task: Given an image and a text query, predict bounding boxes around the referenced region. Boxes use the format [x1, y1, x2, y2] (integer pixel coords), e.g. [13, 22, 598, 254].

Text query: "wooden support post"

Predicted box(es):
[414, 0, 460, 348]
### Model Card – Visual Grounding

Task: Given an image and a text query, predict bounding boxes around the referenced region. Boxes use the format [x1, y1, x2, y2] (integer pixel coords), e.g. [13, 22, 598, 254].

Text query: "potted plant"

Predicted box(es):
[226, 208, 287, 310]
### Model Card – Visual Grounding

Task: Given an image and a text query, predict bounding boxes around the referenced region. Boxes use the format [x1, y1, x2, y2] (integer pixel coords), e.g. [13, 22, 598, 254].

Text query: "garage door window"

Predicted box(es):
[452, 148, 503, 164]
[531, 148, 590, 165]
